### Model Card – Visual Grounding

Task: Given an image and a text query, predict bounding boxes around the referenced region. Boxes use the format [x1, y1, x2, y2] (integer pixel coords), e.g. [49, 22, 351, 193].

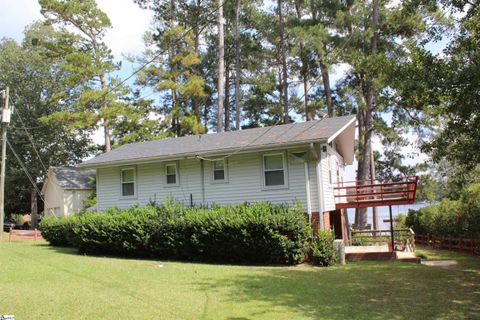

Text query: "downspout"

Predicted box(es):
[303, 161, 312, 228]
[200, 159, 205, 206]
[315, 144, 325, 231]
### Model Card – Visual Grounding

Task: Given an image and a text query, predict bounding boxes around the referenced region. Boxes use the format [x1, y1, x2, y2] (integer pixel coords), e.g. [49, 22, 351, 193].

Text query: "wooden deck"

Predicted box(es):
[334, 177, 418, 209]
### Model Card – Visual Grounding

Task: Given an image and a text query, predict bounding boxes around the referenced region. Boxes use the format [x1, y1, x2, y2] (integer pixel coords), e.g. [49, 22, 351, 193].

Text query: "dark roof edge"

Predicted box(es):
[80, 139, 327, 168]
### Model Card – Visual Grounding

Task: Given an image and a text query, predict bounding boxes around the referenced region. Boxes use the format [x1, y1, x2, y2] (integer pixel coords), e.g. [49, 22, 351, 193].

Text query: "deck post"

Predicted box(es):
[389, 205, 395, 252]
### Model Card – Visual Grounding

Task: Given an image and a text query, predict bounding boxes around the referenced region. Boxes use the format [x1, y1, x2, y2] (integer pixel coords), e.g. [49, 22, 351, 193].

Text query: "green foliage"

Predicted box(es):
[407, 182, 480, 237]
[0, 23, 92, 214]
[394, 213, 407, 229]
[310, 231, 336, 267]
[40, 202, 311, 265]
[420, 3, 480, 170]
[40, 215, 76, 247]
[39, 0, 156, 151]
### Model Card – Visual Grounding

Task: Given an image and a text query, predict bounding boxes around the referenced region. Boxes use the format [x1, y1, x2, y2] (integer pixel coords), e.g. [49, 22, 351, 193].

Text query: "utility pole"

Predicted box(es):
[0, 87, 10, 240]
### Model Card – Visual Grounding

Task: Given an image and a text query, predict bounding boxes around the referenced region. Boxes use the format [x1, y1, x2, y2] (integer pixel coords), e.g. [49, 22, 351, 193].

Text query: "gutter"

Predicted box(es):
[80, 140, 328, 169]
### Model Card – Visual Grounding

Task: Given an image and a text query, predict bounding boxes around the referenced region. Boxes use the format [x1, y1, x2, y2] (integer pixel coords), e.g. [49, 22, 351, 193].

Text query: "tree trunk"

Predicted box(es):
[234, 0, 241, 130]
[192, 0, 201, 119]
[203, 104, 209, 131]
[99, 74, 111, 153]
[217, 0, 225, 132]
[294, 0, 310, 121]
[278, 0, 289, 124]
[319, 59, 333, 117]
[225, 64, 231, 131]
[354, 0, 379, 230]
[171, 88, 178, 135]
[104, 126, 111, 153]
[31, 187, 38, 229]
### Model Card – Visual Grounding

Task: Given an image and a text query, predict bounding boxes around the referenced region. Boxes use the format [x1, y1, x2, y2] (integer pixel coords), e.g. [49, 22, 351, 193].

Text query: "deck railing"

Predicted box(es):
[334, 176, 418, 209]
[351, 228, 416, 252]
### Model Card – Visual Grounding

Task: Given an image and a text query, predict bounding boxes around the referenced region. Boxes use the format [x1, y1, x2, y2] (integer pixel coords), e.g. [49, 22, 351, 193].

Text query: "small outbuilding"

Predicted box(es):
[41, 166, 96, 216]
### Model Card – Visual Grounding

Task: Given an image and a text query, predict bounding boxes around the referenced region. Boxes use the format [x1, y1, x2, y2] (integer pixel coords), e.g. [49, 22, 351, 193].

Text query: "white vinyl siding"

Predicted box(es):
[96, 147, 321, 212]
[321, 144, 345, 211]
[43, 175, 93, 217]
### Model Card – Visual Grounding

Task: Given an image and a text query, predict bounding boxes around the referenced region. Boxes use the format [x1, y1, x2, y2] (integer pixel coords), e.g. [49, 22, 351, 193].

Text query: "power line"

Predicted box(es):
[6, 139, 48, 208]
[101, 2, 226, 99]
[10, 96, 48, 173]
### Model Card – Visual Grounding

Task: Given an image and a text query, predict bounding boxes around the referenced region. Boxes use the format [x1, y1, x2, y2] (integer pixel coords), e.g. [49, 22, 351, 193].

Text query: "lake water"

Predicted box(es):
[346, 202, 428, 230]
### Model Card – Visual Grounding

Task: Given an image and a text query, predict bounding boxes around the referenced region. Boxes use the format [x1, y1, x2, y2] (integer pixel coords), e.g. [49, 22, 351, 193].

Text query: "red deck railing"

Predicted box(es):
[334, 176, 418, 209]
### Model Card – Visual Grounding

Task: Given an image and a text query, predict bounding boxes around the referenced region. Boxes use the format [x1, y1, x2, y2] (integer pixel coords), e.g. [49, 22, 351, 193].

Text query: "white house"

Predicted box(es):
[81, 115, 356, 237]
[42, 166, 96, 216]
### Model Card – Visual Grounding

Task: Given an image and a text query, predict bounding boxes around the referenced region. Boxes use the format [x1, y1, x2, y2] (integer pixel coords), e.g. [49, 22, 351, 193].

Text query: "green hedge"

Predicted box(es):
[407, 182, 480, 237]
[40, 202, 311, 265]
[310, 231, 337, 267]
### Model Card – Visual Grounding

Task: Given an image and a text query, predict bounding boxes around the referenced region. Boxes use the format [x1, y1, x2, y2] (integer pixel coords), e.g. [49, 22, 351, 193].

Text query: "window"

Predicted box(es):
[121, 168, 135, 197]
[263, 153, 286, 187]
[212, 159, 226, 182]
[165, 163, 178, 185]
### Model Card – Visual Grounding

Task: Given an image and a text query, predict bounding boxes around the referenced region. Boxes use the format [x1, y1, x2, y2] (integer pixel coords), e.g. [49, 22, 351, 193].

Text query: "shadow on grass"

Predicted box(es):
[195, 261, 480, 320]
[39, 243, 305, 268]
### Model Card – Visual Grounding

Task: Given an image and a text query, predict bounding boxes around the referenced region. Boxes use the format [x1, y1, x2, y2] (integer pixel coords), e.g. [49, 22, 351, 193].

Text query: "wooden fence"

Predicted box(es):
[8, 228, 42, 241]
[415, 234, 479, 255]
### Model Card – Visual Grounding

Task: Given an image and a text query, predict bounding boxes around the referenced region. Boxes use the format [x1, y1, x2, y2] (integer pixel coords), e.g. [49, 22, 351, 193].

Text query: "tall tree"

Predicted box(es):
[39, 0, 146, 152]
[0, 23, 91, 214]
[337, 0, 444, 228]
[277, 0, 289, 123]
[217, 0, 225, 132]
[234, 0, 242, 129]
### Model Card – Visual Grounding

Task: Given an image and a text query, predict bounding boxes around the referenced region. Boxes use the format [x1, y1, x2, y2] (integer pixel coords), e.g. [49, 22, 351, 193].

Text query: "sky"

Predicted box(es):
[0, 0, 431, 181]
[0, 0, 152, 74]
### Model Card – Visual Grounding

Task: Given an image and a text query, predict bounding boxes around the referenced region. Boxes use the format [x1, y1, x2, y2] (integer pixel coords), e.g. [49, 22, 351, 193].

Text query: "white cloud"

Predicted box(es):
[0, 0, 152, 59]
[0, 0, 42, 42]
[96, 0, 152, 57]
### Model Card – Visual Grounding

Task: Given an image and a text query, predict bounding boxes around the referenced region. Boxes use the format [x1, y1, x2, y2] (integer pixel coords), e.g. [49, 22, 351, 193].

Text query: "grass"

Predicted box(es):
[0, 235, 479, 320]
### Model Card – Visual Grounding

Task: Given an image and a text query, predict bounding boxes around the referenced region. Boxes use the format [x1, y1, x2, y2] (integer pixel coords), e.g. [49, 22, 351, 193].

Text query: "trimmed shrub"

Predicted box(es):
[40, 215, 77, 247]
[41, 202, 311, 265]
[310, 231, 336, 267]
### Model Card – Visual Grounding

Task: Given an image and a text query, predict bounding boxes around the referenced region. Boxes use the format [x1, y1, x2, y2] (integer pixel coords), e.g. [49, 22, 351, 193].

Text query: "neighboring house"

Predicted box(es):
[81, 115, 356, 237]
[42, 166, 96, 216]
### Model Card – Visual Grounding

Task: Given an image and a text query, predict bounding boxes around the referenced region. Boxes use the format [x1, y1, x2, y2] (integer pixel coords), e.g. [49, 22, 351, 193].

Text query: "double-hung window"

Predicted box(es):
[121, 168, 135, 197]
[165, 163, 178, 185]
[212, 159, 227, 182]
[263, 153, 286, 187]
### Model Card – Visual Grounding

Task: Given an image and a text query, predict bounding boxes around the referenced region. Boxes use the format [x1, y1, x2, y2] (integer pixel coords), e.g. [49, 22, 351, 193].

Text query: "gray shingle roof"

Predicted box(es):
[82, 115, 356, 167]
[52, 167, 96, 189]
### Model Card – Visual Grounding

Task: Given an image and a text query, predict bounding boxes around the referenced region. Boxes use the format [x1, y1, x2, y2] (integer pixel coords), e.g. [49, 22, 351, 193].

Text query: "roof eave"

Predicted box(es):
[80, 139, 328, 168]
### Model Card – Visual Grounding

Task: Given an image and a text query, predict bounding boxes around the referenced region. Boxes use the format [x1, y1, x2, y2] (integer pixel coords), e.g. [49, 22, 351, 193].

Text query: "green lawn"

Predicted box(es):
[0, 235, 479, 320]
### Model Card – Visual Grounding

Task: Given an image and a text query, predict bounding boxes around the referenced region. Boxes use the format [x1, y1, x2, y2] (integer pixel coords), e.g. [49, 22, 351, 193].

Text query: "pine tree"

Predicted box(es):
[39, 0, 149, 152]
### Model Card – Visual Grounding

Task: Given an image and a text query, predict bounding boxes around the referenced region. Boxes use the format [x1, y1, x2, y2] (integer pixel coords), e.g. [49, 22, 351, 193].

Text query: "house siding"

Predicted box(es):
[322, 144, 345, 212]
[44, 175, 65, 216]
[63, 189, 91, 216]
[96, 147, 322, 212]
